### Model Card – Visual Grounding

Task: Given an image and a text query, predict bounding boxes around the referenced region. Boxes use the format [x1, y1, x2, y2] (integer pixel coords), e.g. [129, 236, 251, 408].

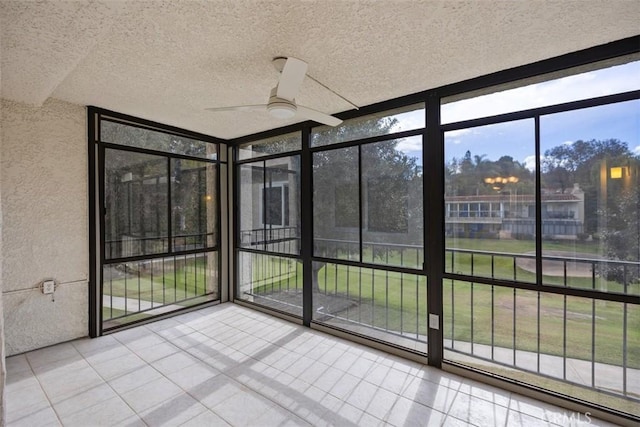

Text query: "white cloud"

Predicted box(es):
[446, 128, 472, 138]
[441, 61, 640, 124]
[524, 155, 538, 171]
[562, 140, 575, 146]
[395, 137, 422, 154]
[390, 109, 425, 133]
[634, 145, 640, 155]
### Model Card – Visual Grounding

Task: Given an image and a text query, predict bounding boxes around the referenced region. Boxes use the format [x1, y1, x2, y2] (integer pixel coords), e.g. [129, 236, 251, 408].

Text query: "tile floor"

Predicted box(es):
[5, 303, 616, 426]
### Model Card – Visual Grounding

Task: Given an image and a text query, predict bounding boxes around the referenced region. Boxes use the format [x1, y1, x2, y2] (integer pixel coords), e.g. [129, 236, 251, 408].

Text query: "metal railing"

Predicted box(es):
[313, 262, 427, 347]
[105, 232, 215, 259]
[444, 280, 638, 401]
[446, 247, 640, 294]
[239, 226, 300, 255]
[314, 238, 423, 269]
[102, 252, 218, 325]
[239, 232, 639, 401]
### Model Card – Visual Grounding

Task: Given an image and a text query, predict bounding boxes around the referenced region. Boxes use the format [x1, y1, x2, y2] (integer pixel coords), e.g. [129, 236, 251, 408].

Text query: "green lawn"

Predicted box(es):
[446, 237, 635, 293]
[446, 237, 600, 254]
[243, 240, 639, 369]
[103, 241, 638, 369]
[103, 256, 217, 321]
[443, 281, 640, 368]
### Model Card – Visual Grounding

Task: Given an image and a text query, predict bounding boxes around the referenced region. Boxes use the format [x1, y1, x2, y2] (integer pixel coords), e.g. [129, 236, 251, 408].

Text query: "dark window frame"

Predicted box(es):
[228, 36, 640, 423]
[89, 107, 225, 335]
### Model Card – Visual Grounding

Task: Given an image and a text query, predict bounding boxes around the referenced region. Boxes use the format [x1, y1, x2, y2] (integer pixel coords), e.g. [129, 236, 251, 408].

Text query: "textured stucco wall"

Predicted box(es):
[0, 90, 6, 427]
[1, 98, 88, 355]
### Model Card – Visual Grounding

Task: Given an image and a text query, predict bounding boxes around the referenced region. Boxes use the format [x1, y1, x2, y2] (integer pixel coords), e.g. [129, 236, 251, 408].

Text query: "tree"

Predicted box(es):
[542, 138, 639, 285]
[445, 152, 534, 196]
[101, 121, 216, 255]
[311, 116, 423, 290]
[541, 138, 634, 235]
[598, 188, 640, 285]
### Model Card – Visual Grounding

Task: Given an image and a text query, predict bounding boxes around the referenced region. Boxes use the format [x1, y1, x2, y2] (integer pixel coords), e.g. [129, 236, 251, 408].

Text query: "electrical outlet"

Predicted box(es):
[43, 280, 55, 294]
[429, 313, 440, 330]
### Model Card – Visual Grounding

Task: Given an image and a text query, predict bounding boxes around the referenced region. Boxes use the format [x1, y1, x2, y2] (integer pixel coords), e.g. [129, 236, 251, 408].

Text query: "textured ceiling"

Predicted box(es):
[1, 0, 639, 139]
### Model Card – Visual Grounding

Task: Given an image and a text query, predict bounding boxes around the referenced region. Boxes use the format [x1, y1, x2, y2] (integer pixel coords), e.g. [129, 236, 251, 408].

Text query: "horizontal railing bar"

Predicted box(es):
[106, 232, 215, 245]
[105, 292, 218, 321]
[443, 273, 639, 304]
[104, 247, 218, 265]
[237, 247, 302, 260]
[240, 237, 299, 246]
[311, 255, 423, 275]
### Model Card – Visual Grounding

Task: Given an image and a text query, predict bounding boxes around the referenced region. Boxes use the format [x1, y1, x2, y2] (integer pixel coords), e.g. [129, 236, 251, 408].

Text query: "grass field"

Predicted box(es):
[103, 255, 218, 321]
[242, 238, 639, 370]
[103, 240, 638, 369]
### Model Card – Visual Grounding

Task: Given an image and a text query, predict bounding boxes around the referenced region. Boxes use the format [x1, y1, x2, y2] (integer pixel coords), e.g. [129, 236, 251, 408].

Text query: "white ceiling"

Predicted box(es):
[1, 0, 639, 140]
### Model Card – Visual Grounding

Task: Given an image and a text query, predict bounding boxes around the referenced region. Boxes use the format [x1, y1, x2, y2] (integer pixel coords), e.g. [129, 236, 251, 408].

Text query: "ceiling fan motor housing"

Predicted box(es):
[268, 86, 297, 119]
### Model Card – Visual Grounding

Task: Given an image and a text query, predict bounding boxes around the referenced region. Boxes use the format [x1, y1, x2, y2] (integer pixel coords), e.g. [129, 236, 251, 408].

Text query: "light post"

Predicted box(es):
[483, 175, 519, 192]
[484, 176, 520, 236]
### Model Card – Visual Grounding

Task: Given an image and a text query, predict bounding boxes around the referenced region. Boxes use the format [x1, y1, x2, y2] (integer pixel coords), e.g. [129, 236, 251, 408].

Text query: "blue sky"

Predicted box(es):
[392, 60, 640, 168]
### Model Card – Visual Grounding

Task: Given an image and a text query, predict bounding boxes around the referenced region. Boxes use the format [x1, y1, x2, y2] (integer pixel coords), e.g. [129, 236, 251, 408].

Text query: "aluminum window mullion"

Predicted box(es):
[167, 157, 173, 253]
[100, 142, 220, 164]
[441, 90, 639, 133]
[535, 115, 543, 286]
[358, 145, 363, 264]
[309, 127, 425, 154]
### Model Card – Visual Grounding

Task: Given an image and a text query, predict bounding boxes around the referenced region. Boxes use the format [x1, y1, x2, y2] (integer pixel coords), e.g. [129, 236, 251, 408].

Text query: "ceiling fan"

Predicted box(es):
[206, 57, 343, 127]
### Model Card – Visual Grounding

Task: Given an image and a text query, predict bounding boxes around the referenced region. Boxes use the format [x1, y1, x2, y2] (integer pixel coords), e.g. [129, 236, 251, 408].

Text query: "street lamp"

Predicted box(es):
[484, 175, 519, 191]
[484, 176, 520, 223]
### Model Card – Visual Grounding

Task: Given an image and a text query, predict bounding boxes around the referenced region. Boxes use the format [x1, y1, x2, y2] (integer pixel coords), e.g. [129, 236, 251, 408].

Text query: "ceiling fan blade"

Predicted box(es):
[297, 105, 342, 126]
[205, 105, 267, 112]
[276, 57, 308, 101]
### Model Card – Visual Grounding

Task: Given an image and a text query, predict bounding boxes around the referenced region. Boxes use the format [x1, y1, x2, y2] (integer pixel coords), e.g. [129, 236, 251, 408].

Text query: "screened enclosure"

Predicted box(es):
[89, 109, 225, 332]
[87, 39, 640, 423]
[231, 47, 640, 420]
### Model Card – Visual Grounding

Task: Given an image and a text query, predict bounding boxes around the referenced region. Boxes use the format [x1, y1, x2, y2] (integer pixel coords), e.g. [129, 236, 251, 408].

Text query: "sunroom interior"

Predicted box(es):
[1, 1, 639, 426]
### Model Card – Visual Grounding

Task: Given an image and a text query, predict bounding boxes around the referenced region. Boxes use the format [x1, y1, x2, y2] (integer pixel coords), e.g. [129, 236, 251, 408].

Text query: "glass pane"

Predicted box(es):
[263, 187, 283, 226]
[101, 120, 217, 160]
[239, 162, 264, 251]
[265, 157, 300, 255]
[312, 262, 427, 353]
[444, 281, 639, 417]
[442, 58, 640, 124]
[361, 136, 423, 269]
[102, 251, 218, 328]
[540, 100, 640, 295]
[238, 157, 301, 255]
[171, 159, 217, 251]
[311, 103, 425, 147]
[238, 131, 301, 160]
[313, 147, 359, 260]
[445, 119, 536, 282]
[236, 251, 302, 317]
[104, 149, 168, 259]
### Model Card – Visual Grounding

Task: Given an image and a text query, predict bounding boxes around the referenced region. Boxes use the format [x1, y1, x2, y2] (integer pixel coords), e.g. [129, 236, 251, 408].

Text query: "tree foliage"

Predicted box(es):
[597, 188, 640, 284]
[446, 138, 639, 285]
[446, 150, 534, 196]
[542, 139, 637, 235]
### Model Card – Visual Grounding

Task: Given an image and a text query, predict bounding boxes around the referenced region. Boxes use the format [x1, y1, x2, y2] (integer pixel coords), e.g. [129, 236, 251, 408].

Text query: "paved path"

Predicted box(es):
[104, 295, 639, 400]
[321, 316, 638, 398]
[445, 339, 640, 397]
[102, 295, 185, 315]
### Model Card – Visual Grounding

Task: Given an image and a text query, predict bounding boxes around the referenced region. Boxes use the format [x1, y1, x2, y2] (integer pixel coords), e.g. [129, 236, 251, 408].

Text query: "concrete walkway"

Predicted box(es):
[445, 339, 640, 398]
[102, 295, 185, 316]
[322, 315, 638, 398]
[104, 294, 639, 400]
